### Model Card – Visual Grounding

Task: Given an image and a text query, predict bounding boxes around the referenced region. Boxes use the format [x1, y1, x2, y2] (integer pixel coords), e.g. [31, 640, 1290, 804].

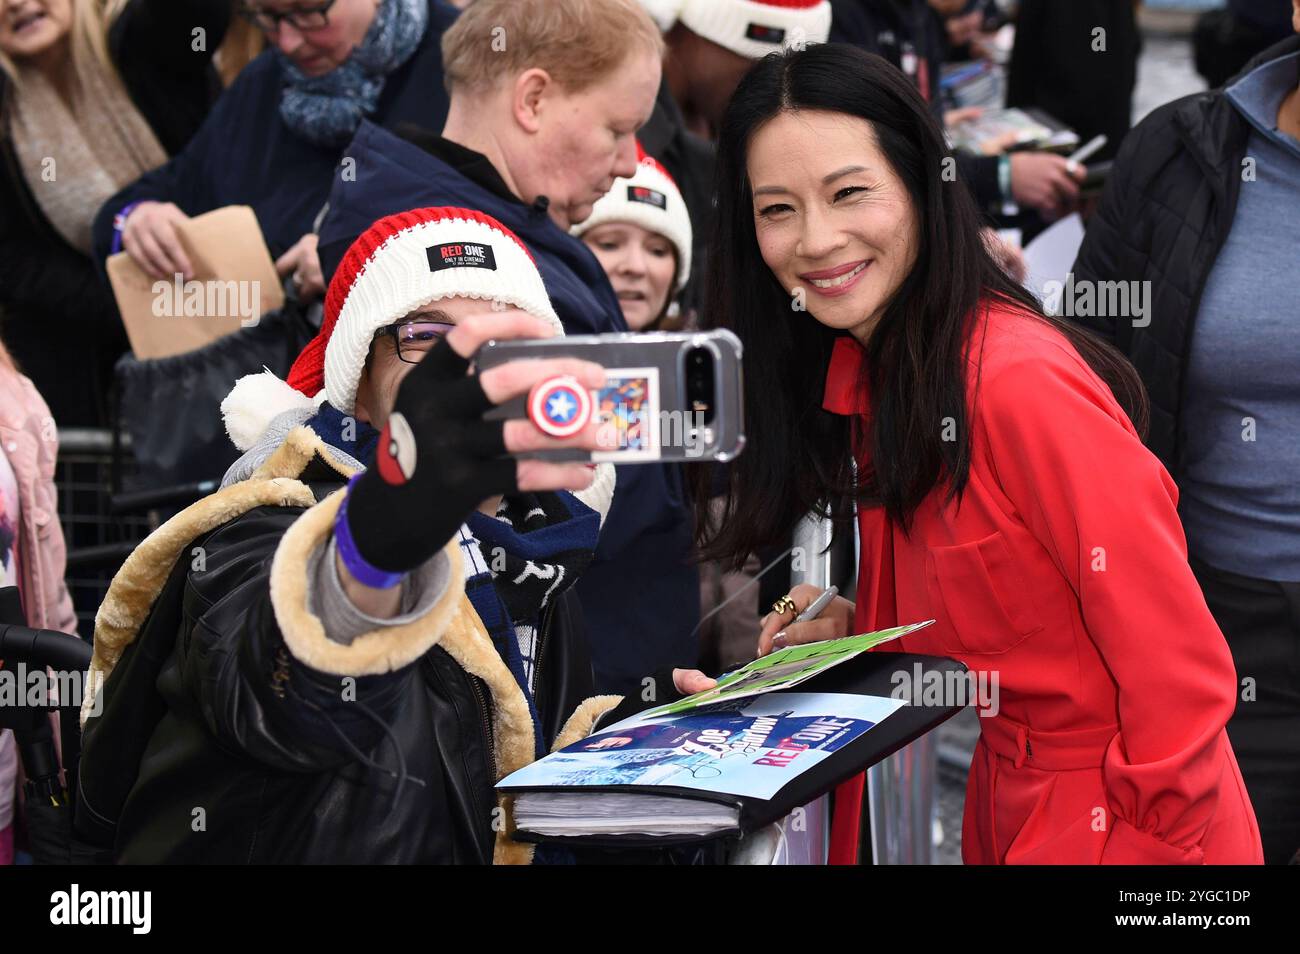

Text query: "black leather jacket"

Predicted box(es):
[76, 445, 601, 864]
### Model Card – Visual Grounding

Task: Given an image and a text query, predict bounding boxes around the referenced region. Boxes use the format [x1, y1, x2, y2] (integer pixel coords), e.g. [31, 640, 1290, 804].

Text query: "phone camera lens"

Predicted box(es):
[684, 347, 715, 426]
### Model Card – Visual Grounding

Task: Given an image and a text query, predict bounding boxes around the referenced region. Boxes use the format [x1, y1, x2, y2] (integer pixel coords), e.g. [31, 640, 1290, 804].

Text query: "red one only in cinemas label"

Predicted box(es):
[376, 411, 417, 485]
[426, 242, 498, 272]
[627, 185, 667, 209]
[528, 376, 593, 438]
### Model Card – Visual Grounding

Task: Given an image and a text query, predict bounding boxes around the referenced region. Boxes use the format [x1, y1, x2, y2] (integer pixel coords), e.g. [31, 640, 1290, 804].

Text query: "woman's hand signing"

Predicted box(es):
[756, 582, 857, 657]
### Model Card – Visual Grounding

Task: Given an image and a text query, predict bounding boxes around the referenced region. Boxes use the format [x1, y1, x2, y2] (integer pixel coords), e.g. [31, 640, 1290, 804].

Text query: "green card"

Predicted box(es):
[643, 620, 935, 718]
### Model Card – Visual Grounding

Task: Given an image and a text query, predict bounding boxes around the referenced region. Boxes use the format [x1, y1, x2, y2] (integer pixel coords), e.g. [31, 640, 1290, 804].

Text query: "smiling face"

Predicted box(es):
[748, 109, 920, 344]
[516, 50, 662, 228]
[0, 0, 72, 66]
[582, 222, 677, 330]
[251, 0, 378, 78]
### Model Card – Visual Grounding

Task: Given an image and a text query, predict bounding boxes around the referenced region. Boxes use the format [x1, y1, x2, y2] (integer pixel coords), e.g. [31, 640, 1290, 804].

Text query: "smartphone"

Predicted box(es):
[476, 329, 745, 464]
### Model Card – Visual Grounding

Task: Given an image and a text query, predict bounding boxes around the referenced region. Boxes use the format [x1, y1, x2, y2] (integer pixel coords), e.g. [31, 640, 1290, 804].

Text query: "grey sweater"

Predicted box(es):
[1179, 50, 1300, 582]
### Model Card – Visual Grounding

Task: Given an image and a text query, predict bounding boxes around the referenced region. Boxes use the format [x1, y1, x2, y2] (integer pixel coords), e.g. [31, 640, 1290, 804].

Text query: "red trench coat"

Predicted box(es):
[823, 301, 1262, 865]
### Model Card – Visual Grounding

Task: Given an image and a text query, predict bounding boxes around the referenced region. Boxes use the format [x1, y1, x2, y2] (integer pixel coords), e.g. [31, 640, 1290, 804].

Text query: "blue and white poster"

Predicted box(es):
[498, 692, 906, 800]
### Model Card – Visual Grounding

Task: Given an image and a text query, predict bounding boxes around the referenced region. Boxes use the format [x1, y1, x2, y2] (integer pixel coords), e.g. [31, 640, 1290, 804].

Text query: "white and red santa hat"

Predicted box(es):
[220, 207, 615, 520]
[571, 146, 693, 294]
[678, 0, 831, 59]
[309, 206, 561, 417]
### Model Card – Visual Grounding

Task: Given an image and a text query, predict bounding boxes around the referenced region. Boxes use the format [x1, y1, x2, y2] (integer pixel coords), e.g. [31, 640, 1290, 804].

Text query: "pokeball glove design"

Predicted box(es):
[338, 339, 518, 578]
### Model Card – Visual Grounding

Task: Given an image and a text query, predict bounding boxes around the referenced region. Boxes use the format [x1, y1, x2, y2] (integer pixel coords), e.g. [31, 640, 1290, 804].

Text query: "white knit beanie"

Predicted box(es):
[678, 0, 831, 59]
[571, 151, 693, 294]
[320, 207, 561, 416]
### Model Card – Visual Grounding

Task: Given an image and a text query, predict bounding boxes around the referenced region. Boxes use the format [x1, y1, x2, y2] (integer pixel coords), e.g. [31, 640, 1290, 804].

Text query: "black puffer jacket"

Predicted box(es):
[1071, 36, 1300, 477]
[75, 428, 613, 863]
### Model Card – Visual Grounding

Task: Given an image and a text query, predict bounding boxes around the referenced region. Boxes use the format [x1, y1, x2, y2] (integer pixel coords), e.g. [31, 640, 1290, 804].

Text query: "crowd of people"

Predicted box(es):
[0, 0, 1295, 866]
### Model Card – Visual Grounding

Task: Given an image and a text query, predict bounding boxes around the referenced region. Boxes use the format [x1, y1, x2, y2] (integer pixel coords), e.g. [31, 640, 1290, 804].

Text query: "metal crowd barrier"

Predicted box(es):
[55, 428, 154, 639]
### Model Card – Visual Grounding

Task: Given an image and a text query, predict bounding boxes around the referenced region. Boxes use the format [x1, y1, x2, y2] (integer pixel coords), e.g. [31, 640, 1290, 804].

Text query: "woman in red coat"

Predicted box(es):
[697, 44, 1263, 864]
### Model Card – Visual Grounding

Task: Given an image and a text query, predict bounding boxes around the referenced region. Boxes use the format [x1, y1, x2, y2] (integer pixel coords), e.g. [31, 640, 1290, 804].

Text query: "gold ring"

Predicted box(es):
[772, 595, 798, 618]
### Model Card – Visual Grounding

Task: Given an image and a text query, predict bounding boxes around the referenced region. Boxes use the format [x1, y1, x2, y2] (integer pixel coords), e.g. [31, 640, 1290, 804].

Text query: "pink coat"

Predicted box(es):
[0, 364, 76, 633]
[0, 361, 76, 854]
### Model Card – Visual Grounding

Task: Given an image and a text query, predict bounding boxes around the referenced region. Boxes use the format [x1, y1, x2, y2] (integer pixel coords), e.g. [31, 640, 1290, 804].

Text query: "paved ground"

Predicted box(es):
[1134, 11, 1208, 123]
[934, 706, 978, 864]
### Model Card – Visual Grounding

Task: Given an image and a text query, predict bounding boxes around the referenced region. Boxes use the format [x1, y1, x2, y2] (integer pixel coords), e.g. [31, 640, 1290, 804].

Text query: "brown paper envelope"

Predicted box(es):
[107, 205, 285, 360]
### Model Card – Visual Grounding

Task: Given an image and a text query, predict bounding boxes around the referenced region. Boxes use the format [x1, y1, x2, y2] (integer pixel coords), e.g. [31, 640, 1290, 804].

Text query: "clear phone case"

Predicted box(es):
[477, 329, 745, 464]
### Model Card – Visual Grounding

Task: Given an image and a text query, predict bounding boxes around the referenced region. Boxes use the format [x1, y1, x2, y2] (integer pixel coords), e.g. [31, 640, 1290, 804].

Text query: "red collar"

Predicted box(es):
[822, 336, 871, 416]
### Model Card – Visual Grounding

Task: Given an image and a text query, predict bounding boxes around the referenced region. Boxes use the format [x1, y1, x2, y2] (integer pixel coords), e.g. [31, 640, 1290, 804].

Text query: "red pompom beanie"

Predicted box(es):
[293, 206, 560, 415]
[220, 206, 618, 525]
[221, 207, 561, 451]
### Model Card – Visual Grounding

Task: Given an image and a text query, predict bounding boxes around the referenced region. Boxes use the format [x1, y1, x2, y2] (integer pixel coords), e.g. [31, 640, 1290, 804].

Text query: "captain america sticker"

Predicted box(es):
[376, 411, 417, 485]
[528, 376, 593, 438]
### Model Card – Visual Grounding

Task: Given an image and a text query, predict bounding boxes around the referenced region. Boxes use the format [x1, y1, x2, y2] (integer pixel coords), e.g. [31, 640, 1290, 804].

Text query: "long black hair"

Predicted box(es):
[694, 44, 1147, 567]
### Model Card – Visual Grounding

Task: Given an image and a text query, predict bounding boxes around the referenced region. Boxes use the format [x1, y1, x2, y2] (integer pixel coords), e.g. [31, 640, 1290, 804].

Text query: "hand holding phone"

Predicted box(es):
[344, 311, 606, 575]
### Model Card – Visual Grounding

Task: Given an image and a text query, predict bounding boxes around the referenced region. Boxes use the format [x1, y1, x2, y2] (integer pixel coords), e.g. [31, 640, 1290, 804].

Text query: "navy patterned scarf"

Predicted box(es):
[278, 0, 429, 148]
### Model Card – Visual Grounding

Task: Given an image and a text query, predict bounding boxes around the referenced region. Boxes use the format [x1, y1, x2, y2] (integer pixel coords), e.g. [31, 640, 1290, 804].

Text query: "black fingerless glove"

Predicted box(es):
[342, 339, 517, 575]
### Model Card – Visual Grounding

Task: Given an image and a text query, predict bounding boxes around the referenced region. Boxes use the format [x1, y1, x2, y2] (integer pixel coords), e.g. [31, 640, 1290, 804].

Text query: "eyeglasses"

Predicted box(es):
[372, 319, 455, 364]
[238, 0, 339, 33]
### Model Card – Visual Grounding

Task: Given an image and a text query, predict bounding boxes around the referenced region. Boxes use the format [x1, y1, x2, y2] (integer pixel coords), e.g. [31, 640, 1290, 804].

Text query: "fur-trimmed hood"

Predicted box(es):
[81, 424, 621, 864]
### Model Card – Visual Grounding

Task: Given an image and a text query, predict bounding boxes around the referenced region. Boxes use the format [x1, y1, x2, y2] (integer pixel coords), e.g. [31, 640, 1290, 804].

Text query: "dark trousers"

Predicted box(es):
[1190, 554, 1300, 865]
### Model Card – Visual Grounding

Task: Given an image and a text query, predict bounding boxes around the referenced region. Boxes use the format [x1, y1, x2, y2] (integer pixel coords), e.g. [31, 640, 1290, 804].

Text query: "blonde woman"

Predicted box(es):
[0, 0, 231, 426]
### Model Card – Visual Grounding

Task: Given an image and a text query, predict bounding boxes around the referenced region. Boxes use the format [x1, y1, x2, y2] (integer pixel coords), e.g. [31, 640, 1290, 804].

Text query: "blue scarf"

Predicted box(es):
[278, 0, 429, 148]
[309, 400, 380, 463]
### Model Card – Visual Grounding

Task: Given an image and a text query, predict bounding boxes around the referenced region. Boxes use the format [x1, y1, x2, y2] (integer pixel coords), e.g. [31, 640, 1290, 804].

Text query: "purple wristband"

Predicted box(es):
[333, 475, 405, 590]
[111, 201, 144, 255]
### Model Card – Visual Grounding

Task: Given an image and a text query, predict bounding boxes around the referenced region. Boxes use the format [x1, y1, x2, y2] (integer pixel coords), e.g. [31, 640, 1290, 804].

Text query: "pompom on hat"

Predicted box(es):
[221, 206, 615, 522]
[678, 0, 831, 60]
[571, 145, 693, 294]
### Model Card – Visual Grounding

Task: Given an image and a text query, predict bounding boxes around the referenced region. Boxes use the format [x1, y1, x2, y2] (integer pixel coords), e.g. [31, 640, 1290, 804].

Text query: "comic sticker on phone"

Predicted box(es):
[592, 367, 660, 462]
